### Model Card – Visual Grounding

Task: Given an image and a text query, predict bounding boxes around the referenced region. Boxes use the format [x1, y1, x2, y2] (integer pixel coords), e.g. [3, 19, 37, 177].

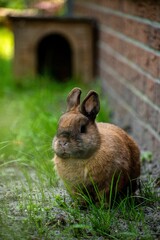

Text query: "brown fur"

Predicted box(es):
[53, 88, 140, 203]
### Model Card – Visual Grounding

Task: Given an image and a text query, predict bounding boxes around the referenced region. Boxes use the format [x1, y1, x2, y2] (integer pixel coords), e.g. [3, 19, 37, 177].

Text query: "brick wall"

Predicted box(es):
[74, 0, 160, 162]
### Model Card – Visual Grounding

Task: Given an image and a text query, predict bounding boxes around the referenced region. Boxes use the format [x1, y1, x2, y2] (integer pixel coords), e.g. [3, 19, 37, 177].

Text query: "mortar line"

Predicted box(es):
[78, 1, 160, 29]
[100, 24, 160, 57]
[99, 59, 160, 112]
[101, 77, 160, 142]
[99, 42, 160, 85]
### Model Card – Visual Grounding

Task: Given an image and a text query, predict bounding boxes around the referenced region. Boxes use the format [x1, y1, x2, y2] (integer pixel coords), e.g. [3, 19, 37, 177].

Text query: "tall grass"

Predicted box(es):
[0, 27, 159, 240]
[0, 27, 109, 168]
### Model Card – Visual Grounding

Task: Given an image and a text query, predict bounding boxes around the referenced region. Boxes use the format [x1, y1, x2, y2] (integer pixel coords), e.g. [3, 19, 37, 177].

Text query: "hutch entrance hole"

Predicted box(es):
[37, 33, 72, 81]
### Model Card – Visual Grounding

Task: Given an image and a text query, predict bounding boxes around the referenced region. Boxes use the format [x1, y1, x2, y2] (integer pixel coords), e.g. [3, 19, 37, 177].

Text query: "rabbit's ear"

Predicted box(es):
[67, 88, 82, 111]
[81, 91, 100, 121]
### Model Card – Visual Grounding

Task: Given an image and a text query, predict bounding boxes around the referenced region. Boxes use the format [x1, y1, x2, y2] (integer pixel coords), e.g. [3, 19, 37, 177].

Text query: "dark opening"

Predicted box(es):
[37, 33, 72, 81]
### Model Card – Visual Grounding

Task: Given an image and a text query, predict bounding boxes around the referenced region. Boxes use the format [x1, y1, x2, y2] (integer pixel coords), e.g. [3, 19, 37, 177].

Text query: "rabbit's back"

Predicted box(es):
[97, 123, 140, 175]
[96, 122, 140, 193]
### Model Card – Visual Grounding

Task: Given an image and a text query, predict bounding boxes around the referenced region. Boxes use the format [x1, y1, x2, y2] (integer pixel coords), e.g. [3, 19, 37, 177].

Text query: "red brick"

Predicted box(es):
[99, 46, 160, 107]
[153, 137, 160, 160]
[146, 105, 160, 133]
[155, 82, 160, 107]
[100, 0, 160, 22]
[148, 26, 160, 51]
[145, 79, 158, 104]
[122, 0, 160, 22]
[75, 1, 160, 52]
[136, 98, 147, 121]
[100, 62, 160, 129]
[157, 111, 160, 135]
[142, 128, 155, 152]
[100, 64, 137, 113]
[75, 0, 160, 22]
[101, 30, 160, 78]
[99, 47, 145, 93]
[132, 118, 143, 146]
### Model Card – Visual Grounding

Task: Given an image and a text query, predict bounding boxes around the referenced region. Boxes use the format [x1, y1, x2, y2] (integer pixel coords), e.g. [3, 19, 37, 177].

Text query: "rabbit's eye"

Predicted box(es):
[80, 125, 86, 134]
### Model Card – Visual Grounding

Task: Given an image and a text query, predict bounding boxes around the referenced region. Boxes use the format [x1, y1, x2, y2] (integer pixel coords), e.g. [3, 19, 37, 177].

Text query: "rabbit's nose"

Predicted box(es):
[59, 140, 68, 147]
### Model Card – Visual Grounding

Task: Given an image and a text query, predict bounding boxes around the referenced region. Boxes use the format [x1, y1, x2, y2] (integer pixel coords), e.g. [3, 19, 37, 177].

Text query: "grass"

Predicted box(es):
[0, 27, 159, 240]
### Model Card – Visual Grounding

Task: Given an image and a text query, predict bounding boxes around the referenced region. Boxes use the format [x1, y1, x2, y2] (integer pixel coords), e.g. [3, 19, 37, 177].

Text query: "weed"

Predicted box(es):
[141, 151, 153, 163]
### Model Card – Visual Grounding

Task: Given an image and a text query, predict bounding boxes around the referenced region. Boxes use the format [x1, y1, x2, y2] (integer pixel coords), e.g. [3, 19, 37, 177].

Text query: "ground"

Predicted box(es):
[0, 154, 159, 240]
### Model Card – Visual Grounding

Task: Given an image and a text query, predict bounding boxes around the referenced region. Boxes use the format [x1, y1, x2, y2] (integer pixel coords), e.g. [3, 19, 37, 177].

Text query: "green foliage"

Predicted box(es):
[0, 0, 27, 9]
[0, 27, 13, 59]
[141, 151, 153, 163]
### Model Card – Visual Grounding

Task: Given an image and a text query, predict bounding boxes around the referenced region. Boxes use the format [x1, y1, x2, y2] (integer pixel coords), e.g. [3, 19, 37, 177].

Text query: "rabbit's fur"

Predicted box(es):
[53, 88, 140, 202]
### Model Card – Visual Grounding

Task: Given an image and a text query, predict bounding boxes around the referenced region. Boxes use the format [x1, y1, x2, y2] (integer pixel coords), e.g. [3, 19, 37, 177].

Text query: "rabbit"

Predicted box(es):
[53, 87, 140, 203]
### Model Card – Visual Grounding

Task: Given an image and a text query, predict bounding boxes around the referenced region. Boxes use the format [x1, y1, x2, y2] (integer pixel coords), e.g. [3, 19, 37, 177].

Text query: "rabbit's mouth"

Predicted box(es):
[55, 149, 71, 159]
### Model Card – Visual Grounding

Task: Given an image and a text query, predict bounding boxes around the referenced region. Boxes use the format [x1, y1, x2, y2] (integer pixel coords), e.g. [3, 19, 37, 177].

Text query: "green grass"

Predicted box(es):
[0, 27, 159, 240]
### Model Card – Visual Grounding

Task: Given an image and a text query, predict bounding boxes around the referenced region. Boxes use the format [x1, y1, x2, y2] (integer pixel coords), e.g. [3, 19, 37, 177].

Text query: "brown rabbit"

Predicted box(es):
[53, 88, 140, 203]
